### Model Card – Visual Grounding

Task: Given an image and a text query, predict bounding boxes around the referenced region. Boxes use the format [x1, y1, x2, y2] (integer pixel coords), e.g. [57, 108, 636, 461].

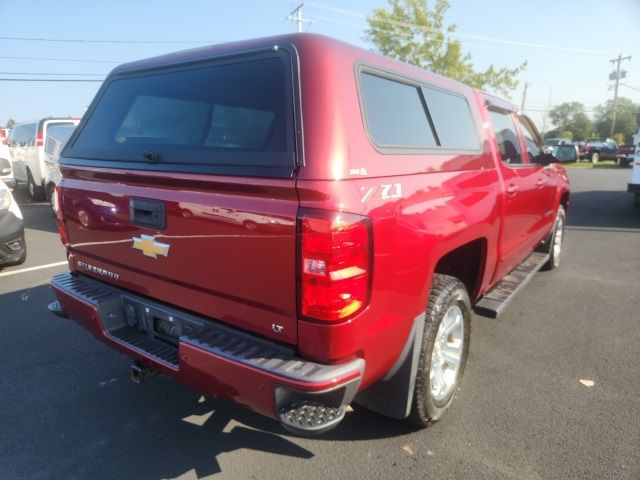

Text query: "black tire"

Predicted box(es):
[634, 192, 640, 209]
[408, 274, 471, 428]
[6, 237, 27, 266]
[591, 152, 600, 164]
[620, 159, 630, 168]
[27, 170, 45, 201]
[542, 206, 565, 271]
[47, 183, 56, 216]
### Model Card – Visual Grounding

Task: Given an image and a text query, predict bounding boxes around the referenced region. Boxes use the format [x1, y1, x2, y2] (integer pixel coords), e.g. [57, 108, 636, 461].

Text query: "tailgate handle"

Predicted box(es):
[130, 198, 166, 230]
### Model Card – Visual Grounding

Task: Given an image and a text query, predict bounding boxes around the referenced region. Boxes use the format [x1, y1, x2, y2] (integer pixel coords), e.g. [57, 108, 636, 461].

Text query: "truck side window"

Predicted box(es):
[422, 86, 480, 151]
[360, 72, 438, 148]
[488, 110, 522, 165]
[517, 116, 542, 164]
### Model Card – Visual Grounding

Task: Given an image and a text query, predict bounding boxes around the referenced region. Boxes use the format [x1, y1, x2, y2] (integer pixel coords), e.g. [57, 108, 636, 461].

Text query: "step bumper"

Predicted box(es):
[49, 272, 364, 425]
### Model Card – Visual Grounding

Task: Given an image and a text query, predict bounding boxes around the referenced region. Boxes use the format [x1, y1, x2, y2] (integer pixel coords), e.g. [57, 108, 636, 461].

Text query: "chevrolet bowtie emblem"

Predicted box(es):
[132, 235, 170, 259]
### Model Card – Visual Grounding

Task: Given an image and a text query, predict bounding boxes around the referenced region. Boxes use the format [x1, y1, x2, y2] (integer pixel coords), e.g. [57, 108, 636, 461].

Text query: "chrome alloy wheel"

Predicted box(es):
[552, 213, 564, 267]
[430, 305, 465, 402]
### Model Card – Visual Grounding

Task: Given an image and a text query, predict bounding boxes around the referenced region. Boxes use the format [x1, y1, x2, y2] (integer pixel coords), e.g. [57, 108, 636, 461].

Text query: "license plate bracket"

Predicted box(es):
[153, 316, 181, 344]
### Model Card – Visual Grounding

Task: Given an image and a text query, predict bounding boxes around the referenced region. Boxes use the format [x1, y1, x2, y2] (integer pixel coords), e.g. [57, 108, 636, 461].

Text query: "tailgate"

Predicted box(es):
[60, 169, 299, 344]
[58, 45, 301, 344]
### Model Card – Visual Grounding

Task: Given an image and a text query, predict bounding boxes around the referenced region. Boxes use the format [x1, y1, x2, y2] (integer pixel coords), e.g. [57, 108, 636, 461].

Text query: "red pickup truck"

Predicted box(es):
[49, 34, 570, 435]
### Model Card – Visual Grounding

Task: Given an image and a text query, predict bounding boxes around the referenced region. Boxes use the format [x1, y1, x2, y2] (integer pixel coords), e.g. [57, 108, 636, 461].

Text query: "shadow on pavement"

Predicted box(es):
[12, 185, 59, 235]
[1, 284, 415, 480]
[566, 190, 640, 230]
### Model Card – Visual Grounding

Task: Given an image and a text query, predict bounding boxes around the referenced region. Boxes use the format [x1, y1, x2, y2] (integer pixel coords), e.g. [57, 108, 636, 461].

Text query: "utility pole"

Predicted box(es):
[286, 1, 312, 33]
[609, 53, 632, 138]
[520, 82, 528, 111]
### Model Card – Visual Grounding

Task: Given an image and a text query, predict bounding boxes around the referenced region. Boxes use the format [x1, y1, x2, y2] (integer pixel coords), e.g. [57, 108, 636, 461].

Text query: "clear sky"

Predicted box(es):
[1, 0, 638, 132]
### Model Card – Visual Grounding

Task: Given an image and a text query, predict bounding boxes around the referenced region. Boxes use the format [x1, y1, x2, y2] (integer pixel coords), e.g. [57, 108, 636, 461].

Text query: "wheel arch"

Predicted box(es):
[433, 238, 487, 301]
[560, 190, 570, 213]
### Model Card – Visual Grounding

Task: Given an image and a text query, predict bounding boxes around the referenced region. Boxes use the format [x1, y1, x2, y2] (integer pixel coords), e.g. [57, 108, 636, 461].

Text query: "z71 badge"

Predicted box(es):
[360, 183, 403, 203]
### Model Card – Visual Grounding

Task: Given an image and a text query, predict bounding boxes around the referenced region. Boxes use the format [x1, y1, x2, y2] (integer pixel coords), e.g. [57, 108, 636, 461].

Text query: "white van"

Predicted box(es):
[43, 123, 77, 212]
[9, 118, 79, 200]
[0, 128, 14, 189]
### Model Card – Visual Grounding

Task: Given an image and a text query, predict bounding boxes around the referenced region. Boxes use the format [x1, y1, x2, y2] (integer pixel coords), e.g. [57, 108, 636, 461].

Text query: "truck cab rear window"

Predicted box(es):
[65, 55, 293, 168]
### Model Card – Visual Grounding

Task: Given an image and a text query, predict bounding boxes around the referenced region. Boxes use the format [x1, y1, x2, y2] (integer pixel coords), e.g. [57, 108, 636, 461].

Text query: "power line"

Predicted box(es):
[0, 78, 103, 82]
[0, 55, 121, 64]
[304, 0, 614, 56]
[526, 81, 610, 88]
[0, 72, 105, 76]
[305, 12, 609, 62]
[620, 83, 640, 93]
[0, 35, 214, 45]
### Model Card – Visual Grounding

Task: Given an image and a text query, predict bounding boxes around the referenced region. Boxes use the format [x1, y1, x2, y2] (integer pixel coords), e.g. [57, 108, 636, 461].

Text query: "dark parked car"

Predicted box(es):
[552, 144, 579, 163]
[583, 138, 617, 163]
[543, 138, 572, 146]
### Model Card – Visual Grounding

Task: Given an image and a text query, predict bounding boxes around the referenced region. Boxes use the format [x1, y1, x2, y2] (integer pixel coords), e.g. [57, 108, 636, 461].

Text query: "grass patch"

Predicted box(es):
[563, 160, 621, 169]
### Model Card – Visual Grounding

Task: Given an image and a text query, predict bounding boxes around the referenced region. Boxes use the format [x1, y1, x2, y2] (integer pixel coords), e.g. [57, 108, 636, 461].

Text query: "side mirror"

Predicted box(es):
[538, 153, 557, 166]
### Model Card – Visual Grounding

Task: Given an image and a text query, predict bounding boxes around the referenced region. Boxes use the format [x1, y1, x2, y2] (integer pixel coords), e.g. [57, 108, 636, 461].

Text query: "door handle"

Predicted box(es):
[506, 184, 518, 195]
[536, 178, 547, 188]
[130, 198, 166, 230]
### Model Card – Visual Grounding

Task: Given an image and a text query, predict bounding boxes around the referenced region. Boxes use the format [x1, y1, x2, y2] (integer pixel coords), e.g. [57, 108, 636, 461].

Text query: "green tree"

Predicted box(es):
[548, 102, 593, 141]
[560, 131, 573, 140]
[4, 118, 15, 129]
[613, 133, 625, 145]
[594, 97, 639, 143]
[365, 0, 527, 97]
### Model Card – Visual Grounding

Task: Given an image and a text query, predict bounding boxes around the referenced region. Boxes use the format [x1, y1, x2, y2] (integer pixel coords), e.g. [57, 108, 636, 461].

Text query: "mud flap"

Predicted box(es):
[354, 312, 425, 419]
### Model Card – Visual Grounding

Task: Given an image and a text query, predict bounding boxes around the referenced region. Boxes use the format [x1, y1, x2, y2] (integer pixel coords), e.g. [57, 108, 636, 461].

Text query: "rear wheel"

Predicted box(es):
[409, 274, 471, 427]
[634, 192, 640, 209]
[542, 206, 565, 271]
[27, 170, 45, 201]
[591, 152, 600, 164]
[47, 184, 57, 216]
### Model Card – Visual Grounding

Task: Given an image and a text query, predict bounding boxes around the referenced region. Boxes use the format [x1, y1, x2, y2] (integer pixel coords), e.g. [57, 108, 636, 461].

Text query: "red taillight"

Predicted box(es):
[36, 130, 44, 147]
[299, 209, 372, 322]
[0, 130, 7, 146]
[55, 185, 69, 246]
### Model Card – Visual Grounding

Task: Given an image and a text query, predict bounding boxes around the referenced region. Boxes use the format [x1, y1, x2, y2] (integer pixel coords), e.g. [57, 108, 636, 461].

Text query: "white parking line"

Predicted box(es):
[0, 261, 67, 278]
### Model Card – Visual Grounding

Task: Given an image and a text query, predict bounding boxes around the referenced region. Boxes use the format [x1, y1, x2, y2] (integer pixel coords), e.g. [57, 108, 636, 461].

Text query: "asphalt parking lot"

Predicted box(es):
[1, 168, 639, 480]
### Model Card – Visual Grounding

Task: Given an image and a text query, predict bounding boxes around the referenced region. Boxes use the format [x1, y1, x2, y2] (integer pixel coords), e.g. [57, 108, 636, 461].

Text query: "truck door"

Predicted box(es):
[516, 114, 556, 241]
[488, 109, 550, 281]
